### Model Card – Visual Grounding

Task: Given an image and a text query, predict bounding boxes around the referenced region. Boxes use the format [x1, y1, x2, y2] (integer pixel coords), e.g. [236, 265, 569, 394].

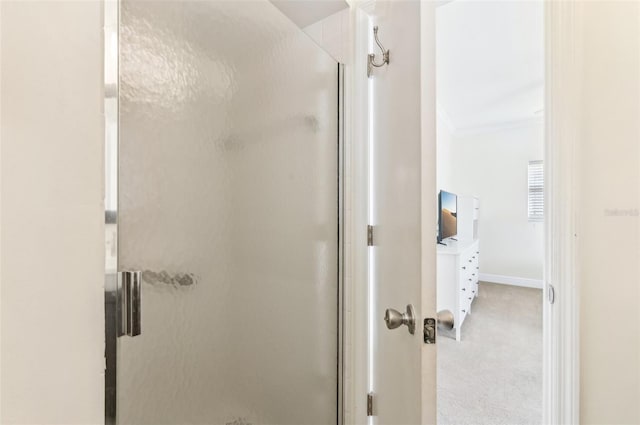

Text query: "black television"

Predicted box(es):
[438, 190, 457, 244]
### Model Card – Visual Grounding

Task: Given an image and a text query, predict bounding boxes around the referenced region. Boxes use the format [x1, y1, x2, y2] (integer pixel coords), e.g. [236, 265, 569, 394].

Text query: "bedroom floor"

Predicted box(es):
[437, 282, 543, 425]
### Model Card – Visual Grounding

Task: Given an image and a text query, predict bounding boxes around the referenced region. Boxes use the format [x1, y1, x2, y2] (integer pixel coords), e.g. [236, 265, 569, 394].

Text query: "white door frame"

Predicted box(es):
[543, 1, 581, 424]
[345, 0, 581, 423]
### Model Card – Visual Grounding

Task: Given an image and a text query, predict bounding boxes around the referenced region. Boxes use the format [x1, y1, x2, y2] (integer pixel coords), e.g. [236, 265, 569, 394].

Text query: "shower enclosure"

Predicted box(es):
[104, 1, 344, 423]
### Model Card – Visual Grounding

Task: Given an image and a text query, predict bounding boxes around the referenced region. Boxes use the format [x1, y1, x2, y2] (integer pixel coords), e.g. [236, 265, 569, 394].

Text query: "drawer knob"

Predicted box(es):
[468, 279, 472, 281]
[468, 297, 472, 300]
[462, 288, 466, 291]
[462, 309, 466, 313]
[462, 266, 466, 270]
[468, 260, 472, 263]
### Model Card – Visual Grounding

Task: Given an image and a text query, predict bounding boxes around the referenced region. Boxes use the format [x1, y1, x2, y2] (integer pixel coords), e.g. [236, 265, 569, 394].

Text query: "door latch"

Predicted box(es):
[423, 318, 436, 344]
[119, 270, 142, 337]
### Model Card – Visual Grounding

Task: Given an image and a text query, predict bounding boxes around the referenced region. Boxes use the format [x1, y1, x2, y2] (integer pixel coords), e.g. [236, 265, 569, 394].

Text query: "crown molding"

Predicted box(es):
[454, 115, 544, 137]
[437, 102, 544, 138]
[435, 0, 456, 8]
[356, 0, 376, 14]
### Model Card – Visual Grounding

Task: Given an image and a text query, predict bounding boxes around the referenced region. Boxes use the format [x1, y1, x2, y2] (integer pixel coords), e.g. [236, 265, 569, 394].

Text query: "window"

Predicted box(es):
[528, 160, 544, 221]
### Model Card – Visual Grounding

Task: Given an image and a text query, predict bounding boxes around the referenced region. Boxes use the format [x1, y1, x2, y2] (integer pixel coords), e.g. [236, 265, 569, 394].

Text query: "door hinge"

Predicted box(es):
[367, 392, 374, 416]
[119, 270, 142, 337]
[367, 225, 374, 246]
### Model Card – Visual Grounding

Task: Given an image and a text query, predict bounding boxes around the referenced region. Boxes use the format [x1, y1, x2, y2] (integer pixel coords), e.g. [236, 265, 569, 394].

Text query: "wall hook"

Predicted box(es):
[368, 26, 390, 78]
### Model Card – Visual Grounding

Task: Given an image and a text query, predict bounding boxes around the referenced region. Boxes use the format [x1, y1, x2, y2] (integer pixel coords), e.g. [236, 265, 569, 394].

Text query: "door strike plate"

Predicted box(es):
[423, 318, 436, 344]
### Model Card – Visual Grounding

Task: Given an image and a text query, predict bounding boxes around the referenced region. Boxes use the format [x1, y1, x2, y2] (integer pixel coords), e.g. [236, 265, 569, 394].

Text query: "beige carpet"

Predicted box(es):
[437, 282, 542, 425]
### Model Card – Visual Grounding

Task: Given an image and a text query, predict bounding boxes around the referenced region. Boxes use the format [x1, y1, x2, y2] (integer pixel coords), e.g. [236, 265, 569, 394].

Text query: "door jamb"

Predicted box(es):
[543, 1, 581, 423]
[103, 1, 119, 423]
[348, 2, 376, 423]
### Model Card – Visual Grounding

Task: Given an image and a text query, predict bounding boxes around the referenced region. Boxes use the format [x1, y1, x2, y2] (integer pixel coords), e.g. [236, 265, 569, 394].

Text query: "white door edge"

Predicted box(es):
[348, 2, 376, 424]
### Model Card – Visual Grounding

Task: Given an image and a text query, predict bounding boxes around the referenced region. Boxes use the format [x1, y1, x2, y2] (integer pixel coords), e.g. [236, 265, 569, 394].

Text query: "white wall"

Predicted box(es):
[435, 116, 454, 192]
[0, 1, 104, 424]
[578, 1, 640, 423]
[437, 119, 544, 281]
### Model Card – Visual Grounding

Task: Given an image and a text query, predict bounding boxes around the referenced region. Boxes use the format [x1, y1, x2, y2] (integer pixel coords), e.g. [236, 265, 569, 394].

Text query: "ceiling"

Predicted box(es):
[270, 0, 349, 28]
[436, 0, 544, 135]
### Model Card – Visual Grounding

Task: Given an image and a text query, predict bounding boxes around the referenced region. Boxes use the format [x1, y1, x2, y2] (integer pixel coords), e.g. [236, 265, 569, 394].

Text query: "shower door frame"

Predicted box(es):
[103, 2, 346, 423]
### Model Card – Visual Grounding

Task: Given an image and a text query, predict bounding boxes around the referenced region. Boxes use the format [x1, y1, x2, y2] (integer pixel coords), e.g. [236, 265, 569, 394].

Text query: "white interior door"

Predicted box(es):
[367, 1, 437, 424]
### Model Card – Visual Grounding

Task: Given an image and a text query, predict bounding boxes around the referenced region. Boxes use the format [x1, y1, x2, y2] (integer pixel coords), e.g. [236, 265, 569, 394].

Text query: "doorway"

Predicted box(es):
[349, 1, 581, 423]
[434, 1, 545, 424]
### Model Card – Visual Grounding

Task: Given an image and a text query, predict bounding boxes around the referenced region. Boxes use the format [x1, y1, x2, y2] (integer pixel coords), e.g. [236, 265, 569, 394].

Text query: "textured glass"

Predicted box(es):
[117, 1, 338, 424]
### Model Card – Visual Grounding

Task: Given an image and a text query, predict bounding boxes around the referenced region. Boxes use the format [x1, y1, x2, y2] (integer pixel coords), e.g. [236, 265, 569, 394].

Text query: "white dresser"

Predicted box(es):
[437, 195, 480, 341]
[437, 239, 480, 341]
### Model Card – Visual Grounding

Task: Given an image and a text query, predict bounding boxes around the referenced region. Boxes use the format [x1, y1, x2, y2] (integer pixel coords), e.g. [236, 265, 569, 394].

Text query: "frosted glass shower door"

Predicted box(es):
[116, 1, 340, 424]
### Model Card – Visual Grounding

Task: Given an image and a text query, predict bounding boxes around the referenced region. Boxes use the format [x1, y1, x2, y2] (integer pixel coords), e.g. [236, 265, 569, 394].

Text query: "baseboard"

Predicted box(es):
[478, 273, 543, 289]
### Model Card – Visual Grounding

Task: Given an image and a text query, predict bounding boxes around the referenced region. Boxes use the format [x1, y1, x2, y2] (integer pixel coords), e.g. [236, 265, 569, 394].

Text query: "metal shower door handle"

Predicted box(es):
[384, 304, 416, 335]
[120, 270, 142, 337]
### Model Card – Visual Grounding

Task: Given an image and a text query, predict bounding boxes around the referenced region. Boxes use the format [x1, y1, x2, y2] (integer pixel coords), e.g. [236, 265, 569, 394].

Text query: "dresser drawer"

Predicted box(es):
[463, 251, 474, 263]
[459, 281, 471, 298]
[460, 291, 474, 309]
[459, 301, 471, 320]
[460, 263, 472, 276]
[471, 248, 480, 278]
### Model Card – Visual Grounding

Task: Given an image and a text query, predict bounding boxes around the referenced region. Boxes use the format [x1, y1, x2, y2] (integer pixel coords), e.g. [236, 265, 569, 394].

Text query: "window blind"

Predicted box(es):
[528, 160, 544, 221]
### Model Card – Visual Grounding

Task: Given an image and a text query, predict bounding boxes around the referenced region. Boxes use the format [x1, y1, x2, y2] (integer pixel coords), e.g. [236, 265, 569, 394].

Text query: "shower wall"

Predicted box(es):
[118, 1, 339, 424]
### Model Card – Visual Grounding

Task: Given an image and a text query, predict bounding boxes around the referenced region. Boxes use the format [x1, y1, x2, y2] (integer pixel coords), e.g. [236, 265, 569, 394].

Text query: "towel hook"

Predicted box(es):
[368, 26, 390, 78]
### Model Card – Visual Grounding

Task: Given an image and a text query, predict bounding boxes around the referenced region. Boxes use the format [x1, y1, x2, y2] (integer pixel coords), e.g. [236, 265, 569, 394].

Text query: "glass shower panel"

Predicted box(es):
[117, 1, 339, 424]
